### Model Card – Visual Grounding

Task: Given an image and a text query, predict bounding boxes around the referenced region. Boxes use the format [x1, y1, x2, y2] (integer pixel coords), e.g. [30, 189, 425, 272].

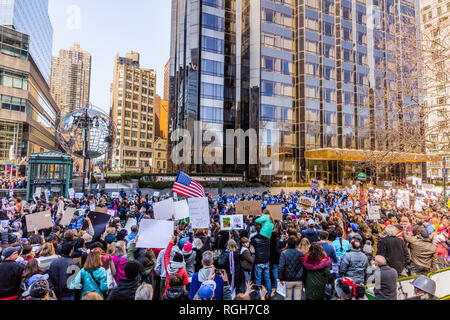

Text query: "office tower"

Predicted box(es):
[0, 26, 60, 172]
[110, 51, 157, 172]
[0, 0, 53, 83]
[169, 0, 425, 182]
[164, 59, 170, 100]
[420, 0, 449, 181]
[155, 95, 169, 139]
[50, 43, 92, 119]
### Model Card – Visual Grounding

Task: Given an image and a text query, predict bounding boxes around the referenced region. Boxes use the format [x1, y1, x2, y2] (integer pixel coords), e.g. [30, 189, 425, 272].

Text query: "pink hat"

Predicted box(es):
[183, 241, 193, 253]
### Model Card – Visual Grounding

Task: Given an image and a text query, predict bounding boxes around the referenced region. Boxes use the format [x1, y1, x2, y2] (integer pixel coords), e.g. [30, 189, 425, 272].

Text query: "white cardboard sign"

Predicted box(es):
[368, 205, 381, 220]
[136, 219, 174, 249]
[153, 198, 175, 220]
[188, 197, 210, 229]
[174, 200, 189, 220]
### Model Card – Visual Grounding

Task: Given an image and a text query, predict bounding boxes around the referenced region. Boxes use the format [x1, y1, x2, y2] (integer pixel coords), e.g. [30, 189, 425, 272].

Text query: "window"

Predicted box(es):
[343, 70, 353, 84]
[343, 113, 354, 126]
[357, 11, 366, 25]
[200, 106, 223, 123]
[202, 13, 224, 32]
[324, 111, 337, 125]
[357, 73, 367, 86]
[261, 80, 292, 97]
[357, 31, 367, 45]
[323, 0, 334, 14]
[357, 52, 367, 65]
[344, 91, 354, 105]
[305, 62, 319, 76]
[324, 88, 336, 103]
[305, 84, 320, 99]
[342, 27, 352, 41]
[343, 48, 353, 62]
[0, 95, 26, 112]
[305, 39, 319, 54]
[323, 65, 335, 80]
[305, 0, 319, 9]
[323, 43, 335, 58]
[200, 83, 224, 100]
[202, 0, 224, 9]
[201, 59, 224, 77]
[305, 16, 319, 31]
[0, 68, 28, 90]
[342, 6, 351, 20]
[202, 36, 224, 54]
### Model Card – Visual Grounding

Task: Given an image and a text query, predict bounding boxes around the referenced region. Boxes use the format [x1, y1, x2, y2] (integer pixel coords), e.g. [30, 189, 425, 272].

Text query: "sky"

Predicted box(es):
[48, 0, 171, 113]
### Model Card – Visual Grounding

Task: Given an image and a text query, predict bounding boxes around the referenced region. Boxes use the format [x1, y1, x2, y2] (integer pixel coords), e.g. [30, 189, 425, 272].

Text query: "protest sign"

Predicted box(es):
[60, 207, 76, 226]
[235, 200, 261, 216]
[153, 191, 160, 197]
[34, 187, 42, 197]
[368, 206, 381, 220]
[188, 197, 209, 229]
[68, 188, 75, 199]
[25, 211, 53, 231]
[89, 203, 96, 212]
[107, 209, 116, 216]
[174, 200, 189, 220]
[82, 211, 111, 234]
[231, 214, 244, 230]
[414, 200, 423, 212]
[311, 179, 318, 192]
[125, 217, 137, 234]
[111, 192, 120, 199]
[266, 204, 283, 221]
[397, 190, 410, 208]
[318, 180, 324, 190]
[153, 198, 175, 220]
[384, 181, 393, 188]
[136, 219, 174, 249]
[75, 193, 84, 199]
[220, 215, 232, 231]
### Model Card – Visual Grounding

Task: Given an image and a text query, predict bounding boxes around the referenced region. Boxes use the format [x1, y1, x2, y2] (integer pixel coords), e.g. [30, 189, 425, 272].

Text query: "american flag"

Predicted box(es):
[172, 171, 205, 198]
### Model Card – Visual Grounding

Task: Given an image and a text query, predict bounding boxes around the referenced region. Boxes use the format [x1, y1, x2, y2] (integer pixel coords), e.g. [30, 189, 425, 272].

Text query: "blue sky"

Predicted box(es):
[48, 0, 171, 113]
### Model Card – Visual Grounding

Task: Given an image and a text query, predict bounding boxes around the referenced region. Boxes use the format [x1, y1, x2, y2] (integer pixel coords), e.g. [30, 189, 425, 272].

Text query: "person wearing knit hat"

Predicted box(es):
[24, 278, 56, 300]
[182, 241, 196, 281]
[163, 235, 189, 296]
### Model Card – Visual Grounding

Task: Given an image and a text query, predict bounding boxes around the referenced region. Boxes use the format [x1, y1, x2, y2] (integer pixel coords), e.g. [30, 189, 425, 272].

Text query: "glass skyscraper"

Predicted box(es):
[169, 0, 425, 182]
[0, 0, 53, 83]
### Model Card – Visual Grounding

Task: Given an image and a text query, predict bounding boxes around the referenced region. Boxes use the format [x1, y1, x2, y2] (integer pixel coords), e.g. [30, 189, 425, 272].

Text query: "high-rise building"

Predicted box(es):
[0, 0, 53, 83]
[155, 94, 168, 139]
[110, 51, 157, 172]
[0, 26, 60, 173]
[50, 43, 92, 119]
[169, 0, 427, 183]
[164, 59, 170, 101]
[420, 0, 449, 181]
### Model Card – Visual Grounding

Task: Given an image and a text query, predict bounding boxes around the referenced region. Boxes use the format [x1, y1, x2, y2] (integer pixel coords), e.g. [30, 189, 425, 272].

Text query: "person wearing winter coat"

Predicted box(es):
[332, 229, 351, 260]
[402, 225, 438, 275]
[107, 261, 141, 300]
[278, 237, 305, 300]
[0, 246, 24, 300]
[127, 238, 156, 284]
[377, 225, 409, 276]
[182, 241, 196, 282]
[69, 250, 108, 298]
[339, 238, 369, 284]
[255, 210, 275, 239]
[163, 273, 189, 301]
[110, 241, 128, 284]
[48, 242, 77, 300]
[163, 236, 189, 296]
[217, 239, 242, 295]
[250, 224, 272, 295]
[373, 255, 398, 300]
[239, 237, 255, 291]
[190, 251, 225, 300]
[302, 243, 331, 300]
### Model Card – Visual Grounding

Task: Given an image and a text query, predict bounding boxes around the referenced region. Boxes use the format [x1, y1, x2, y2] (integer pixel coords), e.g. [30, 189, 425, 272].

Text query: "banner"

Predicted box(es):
[235, 200, 261, 216]
[125, 217, 137, 235]
[188, 197, 210, 229]
[82, 211, 111, 234]
[174, 200, 189, 220]
[136, 219, 174, 249]
[75, 193, 84, 199]
[25, 211, 53, 231]
[111, 192, 120, 199]
[153, 198, 175, 220]
[367, 205, 381, 220]
[266, 204, 283, 221]
[60, 207, 77, 226]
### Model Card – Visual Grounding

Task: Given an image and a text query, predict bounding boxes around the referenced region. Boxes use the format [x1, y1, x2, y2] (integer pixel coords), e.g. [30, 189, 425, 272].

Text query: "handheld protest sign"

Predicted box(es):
[174, 199, 189, 220]
[235, 200, 261, 216]
[136, 219, 174, 249]
[125, 217, 137, 234]
[266, 204, 283, 221]
[60, 207, 76, 226]
[220, 215, 232, 230]
[153, 198, 175, 220]
[82, 211, 111, 234]
[25, 210, 53, 231]
[188, 197, 209, 229]
[68, 188, 75, 199]
[231, 214, 244, 230]
[367, 205, 381, 220]
[75, 193, 84, 199]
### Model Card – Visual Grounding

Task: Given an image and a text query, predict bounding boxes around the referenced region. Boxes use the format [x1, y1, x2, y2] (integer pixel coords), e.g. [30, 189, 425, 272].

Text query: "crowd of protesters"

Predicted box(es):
[0, 183, 447, 301]
[0, 176, 27, 190]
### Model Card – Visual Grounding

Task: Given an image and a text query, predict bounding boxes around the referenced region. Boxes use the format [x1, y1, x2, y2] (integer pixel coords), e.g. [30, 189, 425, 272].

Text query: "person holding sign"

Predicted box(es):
[255, 209, 275, 239]
[163, 235, 189, 296]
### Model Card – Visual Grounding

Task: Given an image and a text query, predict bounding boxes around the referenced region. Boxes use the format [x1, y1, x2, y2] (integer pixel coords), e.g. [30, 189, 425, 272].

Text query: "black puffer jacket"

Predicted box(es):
[278, 248, 304, 281]
[251, 233, 270, 265]
[107, 278, 139, 300]
[163, 285, 189, 300]
[377, 236, 409, 273]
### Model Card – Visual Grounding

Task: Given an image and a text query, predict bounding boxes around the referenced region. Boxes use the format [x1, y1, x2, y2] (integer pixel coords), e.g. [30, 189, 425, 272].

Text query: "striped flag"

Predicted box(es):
[172, 171, 205, 198]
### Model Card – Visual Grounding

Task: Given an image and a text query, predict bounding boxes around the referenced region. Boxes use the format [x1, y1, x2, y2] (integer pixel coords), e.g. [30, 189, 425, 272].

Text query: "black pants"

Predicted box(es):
[410, 262, 430, 276]
[152, 275, 161, 300]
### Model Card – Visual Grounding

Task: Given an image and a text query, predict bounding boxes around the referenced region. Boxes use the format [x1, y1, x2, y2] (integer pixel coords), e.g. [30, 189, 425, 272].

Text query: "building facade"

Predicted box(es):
[0, 0, 53, 83]
[169, 0, 426, 183]
[420, 0, 449, 181]
[110, 51, 158, 172]
[164, 59, 170, 101]
[50, 43, 92, 119]
[0, 26, 60, 173]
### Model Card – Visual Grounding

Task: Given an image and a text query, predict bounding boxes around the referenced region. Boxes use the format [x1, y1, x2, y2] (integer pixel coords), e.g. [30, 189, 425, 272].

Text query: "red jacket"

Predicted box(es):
[163, 241, 188, 295]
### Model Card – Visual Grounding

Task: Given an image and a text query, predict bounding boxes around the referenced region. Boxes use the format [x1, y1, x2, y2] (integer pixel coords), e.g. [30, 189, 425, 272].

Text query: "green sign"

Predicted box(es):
[357, 173, 367, 181]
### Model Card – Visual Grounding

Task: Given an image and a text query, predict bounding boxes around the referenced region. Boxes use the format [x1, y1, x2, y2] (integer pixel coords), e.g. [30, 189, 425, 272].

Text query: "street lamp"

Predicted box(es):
[357, 172, 367, 215]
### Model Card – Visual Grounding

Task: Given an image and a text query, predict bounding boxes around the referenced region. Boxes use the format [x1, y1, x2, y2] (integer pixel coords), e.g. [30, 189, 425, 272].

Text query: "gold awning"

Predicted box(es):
[304, 148, 441, 163]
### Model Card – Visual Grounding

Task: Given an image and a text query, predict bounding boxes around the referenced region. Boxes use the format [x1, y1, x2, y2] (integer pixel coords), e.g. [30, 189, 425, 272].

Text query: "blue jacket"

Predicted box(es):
[332, 238, 351, 260]
[320, 242, 338, 263]
[339, 249, 369, 284]
[301, 228, 319, 243]
[189, 268, 224, 300]
[69, 267, 108, 298]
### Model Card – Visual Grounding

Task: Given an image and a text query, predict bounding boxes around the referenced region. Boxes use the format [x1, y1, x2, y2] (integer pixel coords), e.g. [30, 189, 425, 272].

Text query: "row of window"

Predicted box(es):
[202, 13, 225, 32]
[117, 110, 153, 121]
[262, 8, 292, 28]
[200, 82, 224, 100]
[1, 94, 27, 112]
[202, 35, 224, 54]
[261, 80, 292, 97]
[305, 110, 370, 127]
[0, 68, 28, 90]
[201, 59, 224, 77]
[262, 32, 292, 52]
[261, 55, 292, 75]
[122, 130, 153, 140]
[261, 104, 292, 122]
